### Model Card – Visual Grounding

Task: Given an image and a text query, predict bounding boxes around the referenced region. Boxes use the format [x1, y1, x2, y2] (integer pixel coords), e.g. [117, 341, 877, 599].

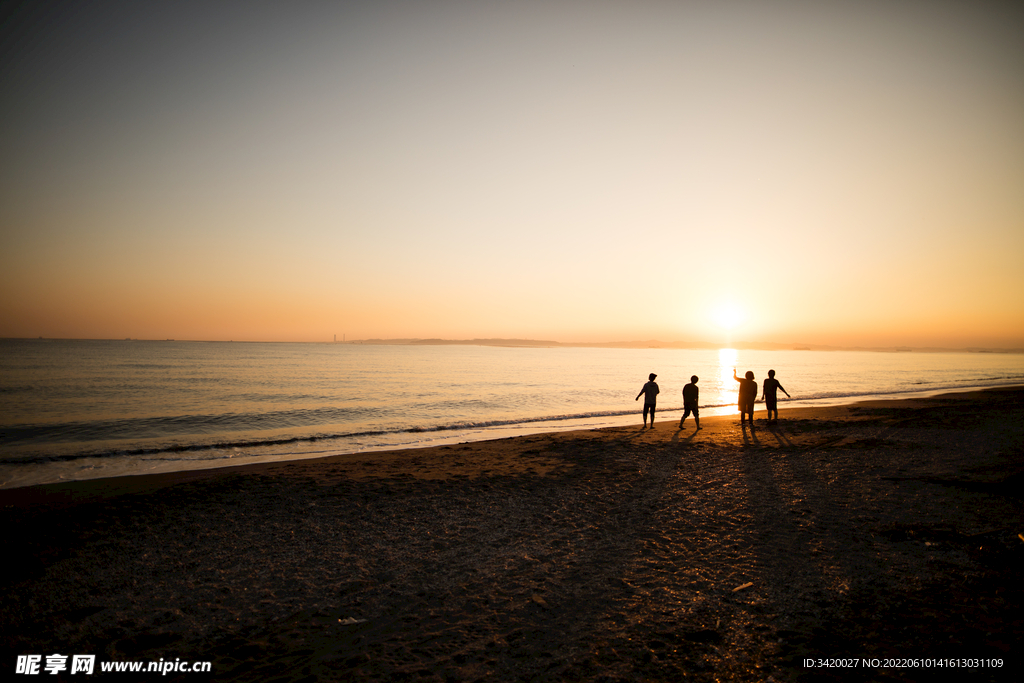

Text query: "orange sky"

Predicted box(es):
[2, 1, 1023, 347]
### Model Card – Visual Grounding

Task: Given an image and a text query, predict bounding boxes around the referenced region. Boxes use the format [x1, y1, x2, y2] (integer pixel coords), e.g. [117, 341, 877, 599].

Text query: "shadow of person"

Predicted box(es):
[740, 421, 760, 447]
[670, 429, 701, 446]
[765, 422, 795, 448]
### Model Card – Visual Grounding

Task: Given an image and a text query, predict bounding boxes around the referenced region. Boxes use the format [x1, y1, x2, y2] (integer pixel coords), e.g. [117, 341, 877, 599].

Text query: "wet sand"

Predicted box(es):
[2, 388, 1023, 681]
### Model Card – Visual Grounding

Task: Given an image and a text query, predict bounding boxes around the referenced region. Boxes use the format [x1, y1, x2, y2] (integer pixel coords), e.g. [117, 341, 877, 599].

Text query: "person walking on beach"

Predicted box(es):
[635, 373, 660, 428]
[679, 375, 700, 430]
[761, 369, 791, 423]
[733, 369, 757, 424]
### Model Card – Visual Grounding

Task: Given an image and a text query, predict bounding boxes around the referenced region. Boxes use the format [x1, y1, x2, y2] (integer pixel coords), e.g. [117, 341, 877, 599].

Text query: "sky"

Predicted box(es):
[1, 0, 1022, 348]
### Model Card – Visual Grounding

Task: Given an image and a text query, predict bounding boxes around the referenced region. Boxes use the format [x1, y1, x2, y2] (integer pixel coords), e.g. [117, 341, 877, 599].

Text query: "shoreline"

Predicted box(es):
[0, 386, 1009, 504]
[3, 387, 1022, 681]
[3, 382, 1022, 494]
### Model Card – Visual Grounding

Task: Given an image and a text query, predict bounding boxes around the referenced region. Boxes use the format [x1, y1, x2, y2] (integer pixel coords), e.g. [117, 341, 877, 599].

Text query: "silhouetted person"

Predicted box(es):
[679, 375, 700, 430]
[733, 369, 757, 423]
[761, 369, 790, 422]
[635, 373, 660, 428]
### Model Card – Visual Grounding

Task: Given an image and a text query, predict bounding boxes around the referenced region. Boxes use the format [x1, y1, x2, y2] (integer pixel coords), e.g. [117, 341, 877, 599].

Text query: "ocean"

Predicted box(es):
[2, 339, 1023, 489]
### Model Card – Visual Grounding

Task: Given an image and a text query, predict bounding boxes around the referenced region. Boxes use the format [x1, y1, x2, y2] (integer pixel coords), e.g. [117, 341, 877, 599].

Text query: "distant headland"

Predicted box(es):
[344, 338, 1024, 354]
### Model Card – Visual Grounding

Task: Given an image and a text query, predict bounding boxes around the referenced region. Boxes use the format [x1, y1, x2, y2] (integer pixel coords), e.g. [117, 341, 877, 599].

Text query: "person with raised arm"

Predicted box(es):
[733, 369, 757, 424]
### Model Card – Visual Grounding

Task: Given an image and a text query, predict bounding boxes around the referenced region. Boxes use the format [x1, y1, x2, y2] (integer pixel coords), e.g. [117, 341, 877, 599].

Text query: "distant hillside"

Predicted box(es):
[410, 338, 562, 347]
[351, 338, 560, 347]
[347, 338, 1024, 353]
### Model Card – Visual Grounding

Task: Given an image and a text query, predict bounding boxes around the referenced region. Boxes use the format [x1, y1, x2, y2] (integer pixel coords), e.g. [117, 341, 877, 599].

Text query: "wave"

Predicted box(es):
[0, 405, 377, 446]
[2, 378, 1022, 467]
[0, 409, 639, 465]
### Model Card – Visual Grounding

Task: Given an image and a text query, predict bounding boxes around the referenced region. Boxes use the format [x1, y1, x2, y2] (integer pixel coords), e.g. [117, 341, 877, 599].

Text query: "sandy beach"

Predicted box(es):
[2, 387, 1022, 681]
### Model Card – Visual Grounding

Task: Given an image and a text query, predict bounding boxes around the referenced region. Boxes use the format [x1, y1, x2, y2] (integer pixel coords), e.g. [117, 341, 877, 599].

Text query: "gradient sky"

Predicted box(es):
[2, 0, 1022, 347]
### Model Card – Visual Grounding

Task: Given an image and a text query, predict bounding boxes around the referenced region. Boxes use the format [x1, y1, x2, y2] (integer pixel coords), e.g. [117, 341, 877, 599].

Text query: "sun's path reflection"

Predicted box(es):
[715, 348, 738, 411]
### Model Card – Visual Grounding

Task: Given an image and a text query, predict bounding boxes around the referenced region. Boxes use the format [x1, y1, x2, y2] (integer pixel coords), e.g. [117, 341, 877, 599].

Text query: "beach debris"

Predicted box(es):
[338, 617, 367, 626]
[732, 582, 754, 593]
[965, 526, 1007, 538]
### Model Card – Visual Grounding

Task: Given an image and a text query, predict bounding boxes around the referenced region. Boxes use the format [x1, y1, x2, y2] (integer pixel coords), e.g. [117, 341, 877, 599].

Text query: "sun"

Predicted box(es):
[713, 303, 744, 331]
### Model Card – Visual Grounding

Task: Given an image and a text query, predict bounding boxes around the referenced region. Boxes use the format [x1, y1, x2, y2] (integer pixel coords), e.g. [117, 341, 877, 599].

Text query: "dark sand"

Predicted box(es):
[2, 388, 1023, 681]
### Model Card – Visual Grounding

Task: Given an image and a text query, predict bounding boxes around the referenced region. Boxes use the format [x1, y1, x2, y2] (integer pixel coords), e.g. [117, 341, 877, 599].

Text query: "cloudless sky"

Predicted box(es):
[2, 0, 1022, 347]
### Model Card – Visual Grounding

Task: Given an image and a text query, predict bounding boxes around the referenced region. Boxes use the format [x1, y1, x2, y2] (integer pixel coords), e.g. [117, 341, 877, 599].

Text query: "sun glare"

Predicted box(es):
[713, 303, 744, 331]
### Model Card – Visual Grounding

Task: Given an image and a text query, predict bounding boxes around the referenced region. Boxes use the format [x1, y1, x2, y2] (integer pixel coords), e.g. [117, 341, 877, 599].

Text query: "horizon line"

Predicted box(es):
[4, 336, 1023, 354]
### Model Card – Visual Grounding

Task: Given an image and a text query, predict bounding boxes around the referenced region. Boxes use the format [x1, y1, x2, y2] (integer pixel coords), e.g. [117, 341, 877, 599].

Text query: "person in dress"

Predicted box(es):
[733, 369, 757, 424]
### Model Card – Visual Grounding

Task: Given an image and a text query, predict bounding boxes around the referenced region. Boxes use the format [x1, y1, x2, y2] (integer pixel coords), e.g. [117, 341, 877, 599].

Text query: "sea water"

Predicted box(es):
[2, 339, 1022, 489]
